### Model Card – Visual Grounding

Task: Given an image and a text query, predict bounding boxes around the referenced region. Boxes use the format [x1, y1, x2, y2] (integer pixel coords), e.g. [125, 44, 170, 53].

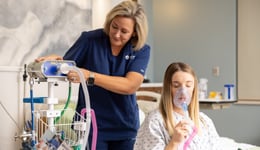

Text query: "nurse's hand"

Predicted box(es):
[67, 68, 90, 83]
[35, 54, 63, 62]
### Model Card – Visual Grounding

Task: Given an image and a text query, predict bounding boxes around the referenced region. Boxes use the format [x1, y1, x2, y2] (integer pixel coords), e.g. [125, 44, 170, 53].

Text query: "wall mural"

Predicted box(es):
[0, 0, 92, 66]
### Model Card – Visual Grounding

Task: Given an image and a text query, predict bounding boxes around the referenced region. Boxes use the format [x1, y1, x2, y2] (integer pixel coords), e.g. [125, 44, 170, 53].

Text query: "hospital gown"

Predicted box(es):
[134, 109, 223, 150]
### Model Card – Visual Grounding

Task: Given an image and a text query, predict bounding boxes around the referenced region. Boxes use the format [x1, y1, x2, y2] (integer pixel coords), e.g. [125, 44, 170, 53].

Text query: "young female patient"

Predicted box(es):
[134, 62, 221, 150]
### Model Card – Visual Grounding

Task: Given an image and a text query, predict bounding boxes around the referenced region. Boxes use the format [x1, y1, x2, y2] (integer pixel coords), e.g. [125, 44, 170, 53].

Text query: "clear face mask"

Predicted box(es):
[173, 87, 191, 117]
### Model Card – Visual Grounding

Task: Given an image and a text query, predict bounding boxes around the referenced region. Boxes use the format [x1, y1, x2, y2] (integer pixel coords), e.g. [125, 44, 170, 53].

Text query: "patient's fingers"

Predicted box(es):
[171, 120, 190, 143]
[179, 120, 190, 129]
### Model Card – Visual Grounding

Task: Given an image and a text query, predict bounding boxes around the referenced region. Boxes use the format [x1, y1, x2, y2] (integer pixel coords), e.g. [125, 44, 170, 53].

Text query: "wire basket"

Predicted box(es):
[34, 108, 87, 148]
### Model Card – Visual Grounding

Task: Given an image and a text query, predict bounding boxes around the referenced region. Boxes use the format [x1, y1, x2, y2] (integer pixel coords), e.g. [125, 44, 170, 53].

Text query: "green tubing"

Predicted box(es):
[54, 82, 72, 124]
[72, 145, 81, 150]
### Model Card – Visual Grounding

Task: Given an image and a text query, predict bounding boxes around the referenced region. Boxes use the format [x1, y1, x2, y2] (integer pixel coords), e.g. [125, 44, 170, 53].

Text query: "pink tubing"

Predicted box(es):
[183, 126, 198, 150]
[81, 108, 97, 150]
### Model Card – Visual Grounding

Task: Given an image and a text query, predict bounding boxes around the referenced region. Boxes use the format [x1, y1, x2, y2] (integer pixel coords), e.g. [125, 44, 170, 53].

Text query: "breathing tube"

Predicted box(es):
[181, 102, 198, 150]
[54, 82, 72, 124]
[81, 108, 97, 150]
[60, 64, 91, 150]
[173, 87, 198, 150]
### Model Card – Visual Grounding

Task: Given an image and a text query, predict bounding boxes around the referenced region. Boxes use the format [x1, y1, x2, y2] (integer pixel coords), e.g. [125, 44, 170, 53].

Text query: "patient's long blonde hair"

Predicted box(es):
[159, 62, 200, 136]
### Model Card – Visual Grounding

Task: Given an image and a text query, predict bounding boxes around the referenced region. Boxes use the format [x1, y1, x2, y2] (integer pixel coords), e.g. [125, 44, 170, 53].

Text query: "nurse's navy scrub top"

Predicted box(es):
[63, 29, 150, 140]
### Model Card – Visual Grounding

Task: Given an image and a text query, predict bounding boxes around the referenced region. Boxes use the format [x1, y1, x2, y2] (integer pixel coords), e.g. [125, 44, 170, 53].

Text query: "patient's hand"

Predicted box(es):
[165, 120, 191, 150]
[35, 54, 63, 62]
[174, 120, 191, 142]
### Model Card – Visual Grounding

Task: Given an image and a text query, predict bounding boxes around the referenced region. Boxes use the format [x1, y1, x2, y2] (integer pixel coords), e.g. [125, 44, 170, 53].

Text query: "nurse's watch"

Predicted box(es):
[87, 71, 95, 86]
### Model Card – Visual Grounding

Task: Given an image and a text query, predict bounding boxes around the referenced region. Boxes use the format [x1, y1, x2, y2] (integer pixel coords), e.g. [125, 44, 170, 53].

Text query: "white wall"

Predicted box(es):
[0, 67, 23, 149]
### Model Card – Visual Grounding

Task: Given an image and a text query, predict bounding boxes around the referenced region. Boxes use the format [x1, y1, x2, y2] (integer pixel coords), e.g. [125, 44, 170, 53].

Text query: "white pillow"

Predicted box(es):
[139, 108, 145, 125]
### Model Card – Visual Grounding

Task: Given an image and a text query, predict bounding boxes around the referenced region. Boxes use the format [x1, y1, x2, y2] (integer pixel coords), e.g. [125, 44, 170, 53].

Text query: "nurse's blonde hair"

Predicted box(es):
[159, 62, 200, 136]
[103, 0, 148, 51]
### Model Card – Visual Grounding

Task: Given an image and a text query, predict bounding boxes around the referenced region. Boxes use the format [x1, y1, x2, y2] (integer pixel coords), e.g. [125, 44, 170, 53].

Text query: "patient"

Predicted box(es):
[134, 62, 221, 150]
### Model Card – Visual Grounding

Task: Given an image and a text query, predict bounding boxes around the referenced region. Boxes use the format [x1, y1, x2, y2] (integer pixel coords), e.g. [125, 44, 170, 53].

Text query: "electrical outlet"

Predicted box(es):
[212, 66, 220, 76]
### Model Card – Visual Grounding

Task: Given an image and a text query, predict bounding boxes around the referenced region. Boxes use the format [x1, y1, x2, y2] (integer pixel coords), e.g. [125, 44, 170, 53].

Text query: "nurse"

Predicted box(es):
[36, 0, 150, 149]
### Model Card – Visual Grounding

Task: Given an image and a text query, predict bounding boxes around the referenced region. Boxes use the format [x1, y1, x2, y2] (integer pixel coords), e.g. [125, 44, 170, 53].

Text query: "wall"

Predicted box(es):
[140, 0, 154, 81]
[0, 67, 23, 149]
[152, 0, 237, 94]
[0, 0, 92, 66]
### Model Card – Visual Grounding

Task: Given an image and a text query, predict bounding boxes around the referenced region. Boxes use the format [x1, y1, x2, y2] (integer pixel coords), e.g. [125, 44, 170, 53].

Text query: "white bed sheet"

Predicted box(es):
[219, 137, 260, 150]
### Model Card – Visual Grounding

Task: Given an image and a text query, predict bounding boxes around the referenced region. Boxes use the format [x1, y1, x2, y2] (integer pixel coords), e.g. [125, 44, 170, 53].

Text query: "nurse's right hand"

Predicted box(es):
[35, 54, 63, 62]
